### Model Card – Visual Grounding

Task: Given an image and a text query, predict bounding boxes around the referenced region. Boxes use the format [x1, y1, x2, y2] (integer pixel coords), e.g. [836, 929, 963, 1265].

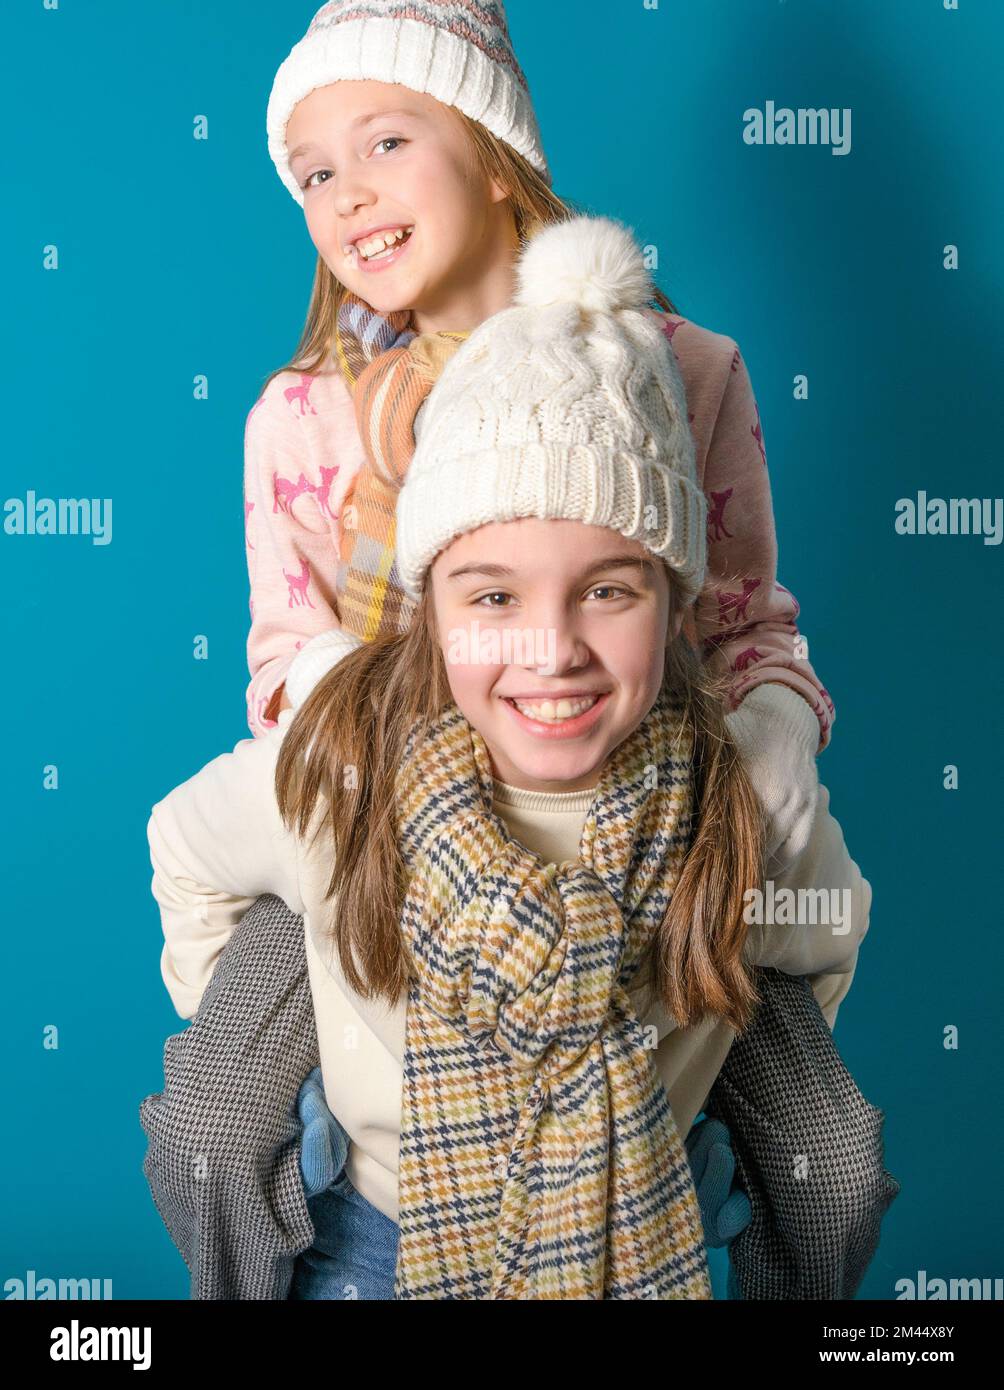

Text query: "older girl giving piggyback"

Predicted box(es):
[148, 215, 897, 1299]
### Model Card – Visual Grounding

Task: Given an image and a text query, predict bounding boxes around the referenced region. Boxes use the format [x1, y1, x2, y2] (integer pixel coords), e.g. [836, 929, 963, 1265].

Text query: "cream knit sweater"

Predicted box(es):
[147, 709, 869, 1226]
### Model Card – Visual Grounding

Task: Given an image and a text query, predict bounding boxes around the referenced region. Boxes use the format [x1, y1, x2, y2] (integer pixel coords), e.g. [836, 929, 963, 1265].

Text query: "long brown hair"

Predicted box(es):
[276, 565, 765, 1036]
[258, 107, 681, 399]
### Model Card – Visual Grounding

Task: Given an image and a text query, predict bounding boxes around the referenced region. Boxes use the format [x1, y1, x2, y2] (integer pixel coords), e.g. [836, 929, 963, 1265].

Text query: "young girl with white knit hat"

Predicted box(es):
[143, 217, 897, 1300]
[246, 0, 829, 883]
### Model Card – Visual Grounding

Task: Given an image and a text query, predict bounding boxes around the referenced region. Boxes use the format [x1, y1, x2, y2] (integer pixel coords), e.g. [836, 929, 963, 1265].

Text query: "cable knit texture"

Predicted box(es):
[395, 217, 708, 603]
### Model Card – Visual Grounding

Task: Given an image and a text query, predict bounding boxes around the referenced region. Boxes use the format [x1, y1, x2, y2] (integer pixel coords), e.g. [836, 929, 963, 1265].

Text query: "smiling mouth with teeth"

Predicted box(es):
[349, 225, 415, 262]
[508, 694, 601, 722]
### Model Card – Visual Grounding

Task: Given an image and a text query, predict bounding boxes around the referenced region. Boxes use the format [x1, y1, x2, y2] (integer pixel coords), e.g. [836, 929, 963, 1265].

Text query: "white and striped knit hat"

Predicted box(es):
[396, 215, 708, 605]
[267, 0, 550, 207]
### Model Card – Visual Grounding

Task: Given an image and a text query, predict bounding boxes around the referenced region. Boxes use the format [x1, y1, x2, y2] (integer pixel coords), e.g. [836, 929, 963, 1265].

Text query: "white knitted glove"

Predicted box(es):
[283, 627, 365, 709]
[724, 683, 821, 873]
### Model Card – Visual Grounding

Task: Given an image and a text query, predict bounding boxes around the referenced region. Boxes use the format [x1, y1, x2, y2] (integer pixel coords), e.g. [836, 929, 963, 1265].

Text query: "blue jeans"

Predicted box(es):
[290, 1168, 400, 1301]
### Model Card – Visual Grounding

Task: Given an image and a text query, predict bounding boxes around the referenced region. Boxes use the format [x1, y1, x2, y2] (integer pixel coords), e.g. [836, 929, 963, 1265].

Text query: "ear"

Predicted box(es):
[488, 176, 511, 205]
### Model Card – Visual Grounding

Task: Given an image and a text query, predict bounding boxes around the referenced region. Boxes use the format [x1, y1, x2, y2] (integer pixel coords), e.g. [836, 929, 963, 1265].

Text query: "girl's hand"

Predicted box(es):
[284, 628, 366, 709]
[684, 1115, 752, 1247]
[724, 683, 821, 872]
[297, 1066, 349, 1199]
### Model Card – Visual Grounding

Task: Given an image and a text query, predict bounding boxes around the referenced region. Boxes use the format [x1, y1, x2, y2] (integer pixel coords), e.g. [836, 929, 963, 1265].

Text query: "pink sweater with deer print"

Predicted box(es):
[242, 313, 836, 746]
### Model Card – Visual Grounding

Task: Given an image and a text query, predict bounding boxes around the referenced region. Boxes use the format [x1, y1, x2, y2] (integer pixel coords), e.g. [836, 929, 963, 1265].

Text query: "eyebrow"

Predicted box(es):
[288, 109, 422, 163]
[445, 555, 657, 582]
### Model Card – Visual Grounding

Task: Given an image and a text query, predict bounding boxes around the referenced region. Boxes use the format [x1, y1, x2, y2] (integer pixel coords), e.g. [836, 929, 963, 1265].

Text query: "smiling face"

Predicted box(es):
[285, 80, 520, 333]
[429, 518, 685, 793]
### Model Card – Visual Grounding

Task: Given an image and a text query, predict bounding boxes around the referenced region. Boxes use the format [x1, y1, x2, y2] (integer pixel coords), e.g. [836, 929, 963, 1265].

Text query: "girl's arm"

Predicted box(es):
[146, 709, 303, 1020]
[668, 319, 836, 754]
[742, 785, 871, 977]
[243, 377, 348, 737]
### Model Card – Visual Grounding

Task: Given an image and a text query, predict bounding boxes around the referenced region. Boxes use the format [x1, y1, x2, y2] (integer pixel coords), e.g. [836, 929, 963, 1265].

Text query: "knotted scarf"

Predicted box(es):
[331, 291, 470, 644]
[389, 685, 712, 1300]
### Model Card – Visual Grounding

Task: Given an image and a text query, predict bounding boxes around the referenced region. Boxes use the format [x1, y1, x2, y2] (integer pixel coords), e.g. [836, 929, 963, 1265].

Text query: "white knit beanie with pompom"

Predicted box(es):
[395, 214, 707, 605]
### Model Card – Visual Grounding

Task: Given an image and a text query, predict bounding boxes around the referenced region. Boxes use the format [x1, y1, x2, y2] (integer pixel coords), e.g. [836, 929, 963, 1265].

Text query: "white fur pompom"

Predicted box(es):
[513, 215, 654, 315]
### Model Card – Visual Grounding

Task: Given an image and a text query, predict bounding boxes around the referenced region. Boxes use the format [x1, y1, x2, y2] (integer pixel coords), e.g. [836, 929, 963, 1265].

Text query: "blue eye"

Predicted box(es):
[301, 138, 406, 191]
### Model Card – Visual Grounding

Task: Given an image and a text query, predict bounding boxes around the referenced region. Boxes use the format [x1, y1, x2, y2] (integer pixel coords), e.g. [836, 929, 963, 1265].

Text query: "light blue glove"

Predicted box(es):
[297, 1066, 349, 1199]
[684, 1115, 752, 1248]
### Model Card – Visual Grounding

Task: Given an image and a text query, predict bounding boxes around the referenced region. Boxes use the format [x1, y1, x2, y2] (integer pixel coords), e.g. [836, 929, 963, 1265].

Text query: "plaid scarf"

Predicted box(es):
[331, 292, 470, 643]
[389, 685, 712, 1300]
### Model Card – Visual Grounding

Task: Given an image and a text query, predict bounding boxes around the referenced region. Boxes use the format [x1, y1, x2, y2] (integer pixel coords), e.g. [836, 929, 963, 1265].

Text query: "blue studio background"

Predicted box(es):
[3, 0, 1001, 1300]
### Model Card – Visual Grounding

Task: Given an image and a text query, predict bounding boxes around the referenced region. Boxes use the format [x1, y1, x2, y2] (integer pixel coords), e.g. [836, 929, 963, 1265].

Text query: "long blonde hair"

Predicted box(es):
[275, 564, 765, 1036]
[258, 107, 681, 398]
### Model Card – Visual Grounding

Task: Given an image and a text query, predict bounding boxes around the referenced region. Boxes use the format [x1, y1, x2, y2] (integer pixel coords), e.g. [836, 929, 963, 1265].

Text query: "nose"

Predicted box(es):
[333, 166, 376, 222]
[514, 601, 592, 677]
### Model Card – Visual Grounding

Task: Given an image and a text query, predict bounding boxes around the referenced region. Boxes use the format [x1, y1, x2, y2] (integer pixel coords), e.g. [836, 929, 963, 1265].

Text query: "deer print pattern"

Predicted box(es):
[707, 488, 735, 542]
[663, 317, 832, 738]
[732, 645, 766, 672]
[313, 464, 341, 521]
[717, 577, 762, 626]
[283, 374, 319, 417]
[283, 558, 315, 608]
[272, 471, 315, 515]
